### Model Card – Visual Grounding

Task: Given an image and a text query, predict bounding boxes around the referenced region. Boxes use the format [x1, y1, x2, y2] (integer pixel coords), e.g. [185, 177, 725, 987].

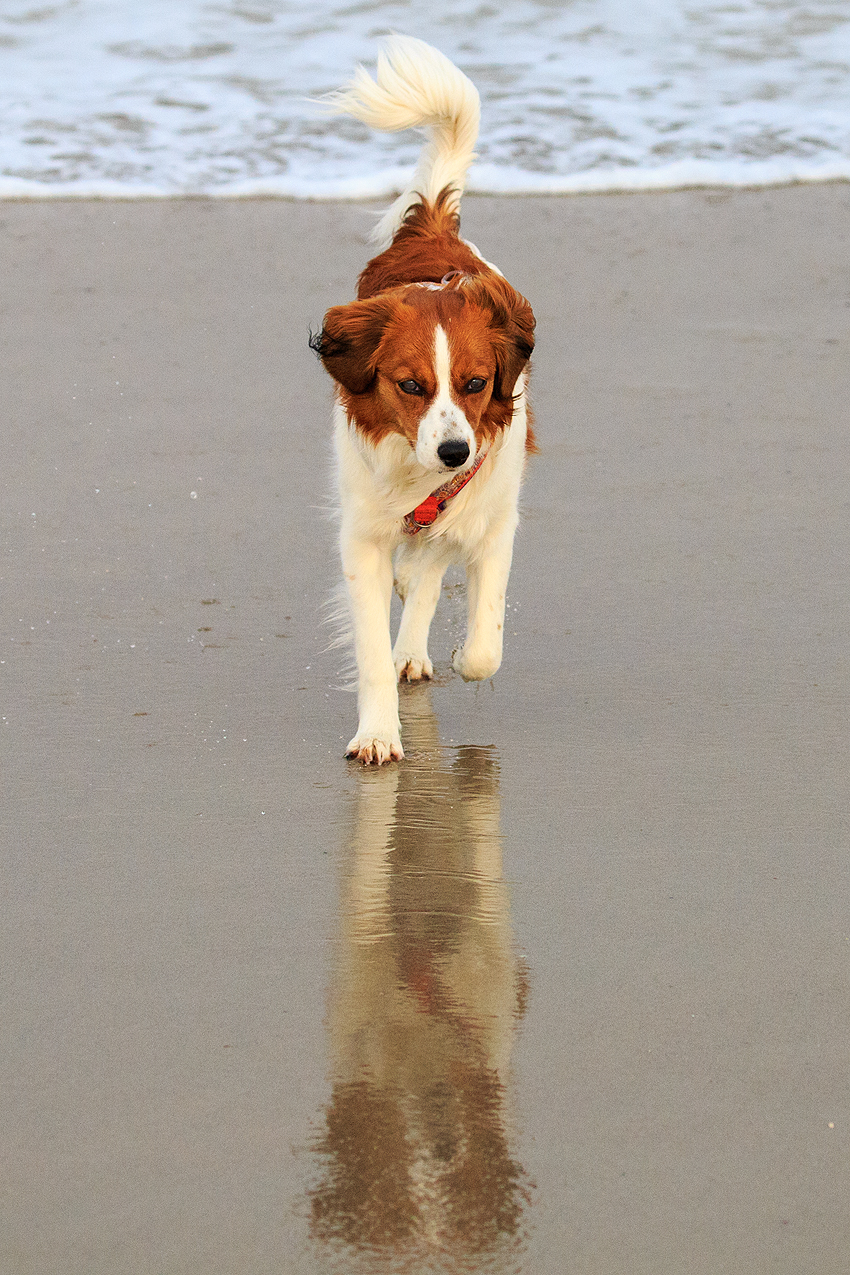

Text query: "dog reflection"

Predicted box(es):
[309, 688, 531, 1264]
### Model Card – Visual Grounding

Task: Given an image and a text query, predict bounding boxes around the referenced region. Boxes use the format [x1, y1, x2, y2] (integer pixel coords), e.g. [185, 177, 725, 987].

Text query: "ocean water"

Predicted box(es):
[1, 0, 849, 197]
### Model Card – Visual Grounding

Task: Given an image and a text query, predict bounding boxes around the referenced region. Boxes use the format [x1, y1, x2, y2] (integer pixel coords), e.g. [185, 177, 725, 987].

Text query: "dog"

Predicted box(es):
[310, 36, 536, 764]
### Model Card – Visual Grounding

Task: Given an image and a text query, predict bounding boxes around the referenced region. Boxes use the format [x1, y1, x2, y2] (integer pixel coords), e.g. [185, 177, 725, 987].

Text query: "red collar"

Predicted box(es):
[402, 447, 489, 535]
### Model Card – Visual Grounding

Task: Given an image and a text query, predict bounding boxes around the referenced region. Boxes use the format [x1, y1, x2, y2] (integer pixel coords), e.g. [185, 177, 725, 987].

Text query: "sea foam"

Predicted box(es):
[1, 0, 848, 198]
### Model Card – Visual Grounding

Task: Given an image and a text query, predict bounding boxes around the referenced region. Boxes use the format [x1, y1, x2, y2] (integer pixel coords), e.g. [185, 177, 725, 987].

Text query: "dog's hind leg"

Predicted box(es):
[392, 537, 448, 682]
[452, 522, 516, 682]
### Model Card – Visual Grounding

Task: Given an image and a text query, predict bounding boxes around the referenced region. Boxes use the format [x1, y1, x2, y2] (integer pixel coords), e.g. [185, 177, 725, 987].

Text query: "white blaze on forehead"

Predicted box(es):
[433, 323, 452, 403]
[412, 322, 476, 473]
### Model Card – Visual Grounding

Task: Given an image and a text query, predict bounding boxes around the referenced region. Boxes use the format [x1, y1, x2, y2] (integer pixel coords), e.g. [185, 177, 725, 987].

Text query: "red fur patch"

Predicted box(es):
[358, 189, 490, 298]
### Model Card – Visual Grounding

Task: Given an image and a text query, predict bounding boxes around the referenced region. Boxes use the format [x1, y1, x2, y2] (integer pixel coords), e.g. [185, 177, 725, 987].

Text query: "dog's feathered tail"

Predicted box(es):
[325, 35, 480, 250]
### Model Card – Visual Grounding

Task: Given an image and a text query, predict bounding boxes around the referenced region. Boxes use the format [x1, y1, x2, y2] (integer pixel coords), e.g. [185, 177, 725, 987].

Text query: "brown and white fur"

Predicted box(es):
[311, 36, 536, 764]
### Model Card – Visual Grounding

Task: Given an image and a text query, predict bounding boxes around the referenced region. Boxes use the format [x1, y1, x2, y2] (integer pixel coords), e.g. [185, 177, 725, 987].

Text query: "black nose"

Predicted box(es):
[437, 440, 470, 468]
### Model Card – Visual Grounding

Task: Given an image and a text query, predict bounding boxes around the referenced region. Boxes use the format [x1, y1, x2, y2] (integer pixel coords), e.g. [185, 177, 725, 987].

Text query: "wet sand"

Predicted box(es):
[2, 186, 849, 1273]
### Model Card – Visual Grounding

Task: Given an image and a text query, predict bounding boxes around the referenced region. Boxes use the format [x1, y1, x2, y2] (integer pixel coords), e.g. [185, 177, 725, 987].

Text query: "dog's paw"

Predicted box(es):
[452, 644, 501, 682]
[345, 732, 404, 765]
[394, 651, 433, 682]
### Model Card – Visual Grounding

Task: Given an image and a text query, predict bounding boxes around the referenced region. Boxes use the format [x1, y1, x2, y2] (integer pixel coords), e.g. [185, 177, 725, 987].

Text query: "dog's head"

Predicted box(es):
[310, 275, 535, 474]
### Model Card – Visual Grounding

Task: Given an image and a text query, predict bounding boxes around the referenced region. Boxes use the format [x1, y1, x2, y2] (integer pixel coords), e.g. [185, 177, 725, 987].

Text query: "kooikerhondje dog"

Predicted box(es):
[311, 36, 536, 763]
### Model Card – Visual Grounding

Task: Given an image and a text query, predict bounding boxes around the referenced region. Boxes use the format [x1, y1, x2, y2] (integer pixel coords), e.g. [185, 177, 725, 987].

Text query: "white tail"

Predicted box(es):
[326, 35, 480, 249]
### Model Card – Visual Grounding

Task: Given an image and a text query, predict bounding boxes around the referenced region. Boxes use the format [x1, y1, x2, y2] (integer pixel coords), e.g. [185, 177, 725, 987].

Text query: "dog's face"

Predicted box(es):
[312, 275, 534, 474]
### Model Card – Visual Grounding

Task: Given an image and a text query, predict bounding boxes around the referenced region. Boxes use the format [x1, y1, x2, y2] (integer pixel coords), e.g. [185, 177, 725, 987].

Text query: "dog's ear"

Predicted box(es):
[309, 298, 392, 396]
[470, 276, 535, 401]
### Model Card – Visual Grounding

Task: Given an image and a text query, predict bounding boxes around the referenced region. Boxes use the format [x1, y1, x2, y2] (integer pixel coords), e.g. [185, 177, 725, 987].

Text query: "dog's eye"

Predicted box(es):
[398, 379, 425, 396]
[464, 377, 487, 394]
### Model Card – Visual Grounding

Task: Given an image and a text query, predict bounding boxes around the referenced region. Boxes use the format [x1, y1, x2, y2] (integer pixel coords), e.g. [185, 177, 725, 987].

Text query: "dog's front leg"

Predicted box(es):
[342, 534, 404, 764]
[452, 523, 517, 682]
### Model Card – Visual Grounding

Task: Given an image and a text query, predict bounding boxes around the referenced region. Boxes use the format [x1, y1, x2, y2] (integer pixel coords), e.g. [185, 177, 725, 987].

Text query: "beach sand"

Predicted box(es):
[2, 184, 849, 1273]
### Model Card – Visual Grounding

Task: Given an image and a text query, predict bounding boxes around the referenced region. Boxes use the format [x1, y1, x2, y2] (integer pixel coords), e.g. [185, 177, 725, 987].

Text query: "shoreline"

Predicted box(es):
[1, 166, 849, 203]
